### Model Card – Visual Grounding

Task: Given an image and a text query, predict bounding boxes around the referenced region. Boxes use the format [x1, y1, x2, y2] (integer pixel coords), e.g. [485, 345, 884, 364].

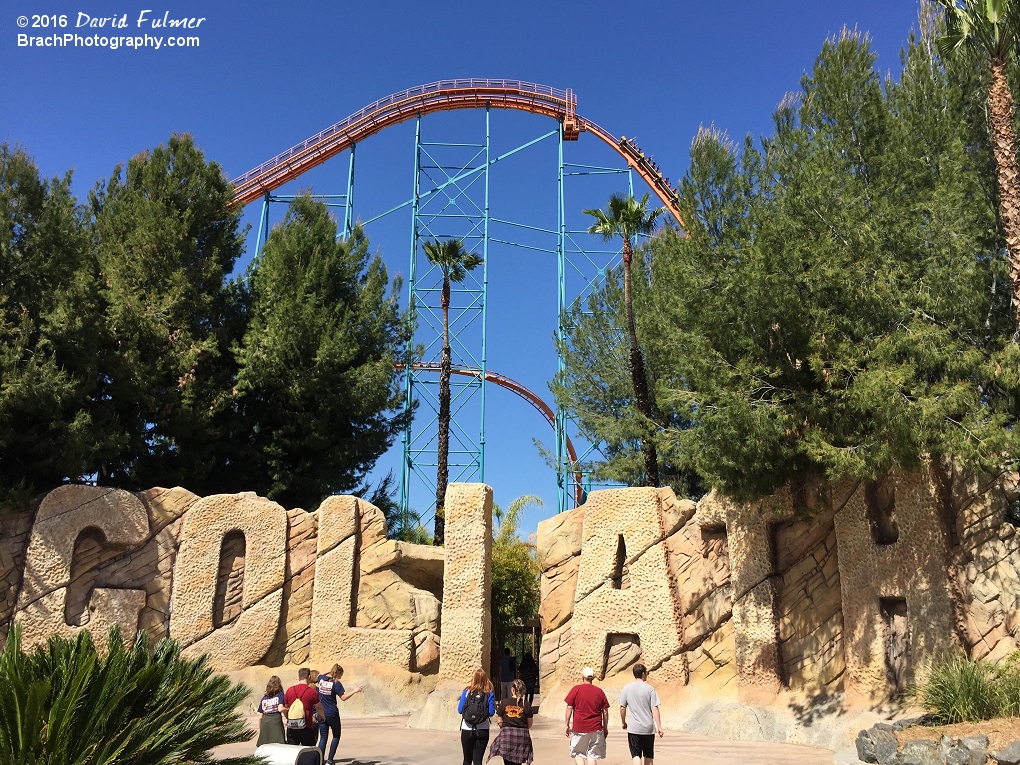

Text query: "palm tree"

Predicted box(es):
[584, 193, 664, 487]
[937, 0, 1020, 329]
[421, 238, 484, 544]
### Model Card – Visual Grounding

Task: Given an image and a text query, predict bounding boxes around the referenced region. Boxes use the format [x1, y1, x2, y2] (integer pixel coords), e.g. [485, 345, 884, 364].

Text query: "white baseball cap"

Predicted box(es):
[581, 667, 595, 679]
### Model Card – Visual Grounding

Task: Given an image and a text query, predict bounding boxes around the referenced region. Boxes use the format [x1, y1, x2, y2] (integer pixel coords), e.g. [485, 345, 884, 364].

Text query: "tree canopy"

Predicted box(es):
[91, 133, 247, 492]
[0, 136, 407, 510]
[556, 25, 1020, 502]
[234, 198, 406, 509]
[0, 145, 110, 505]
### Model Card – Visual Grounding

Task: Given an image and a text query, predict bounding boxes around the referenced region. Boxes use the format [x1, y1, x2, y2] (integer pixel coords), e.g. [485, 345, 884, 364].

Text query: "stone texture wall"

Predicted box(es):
[437, 483, 492, 682]
[567, 488, 685, 682]
[773, 507, 844, 692]
[13, 467, 1020, 719]
[537, 469, 1020, 711]
[946, 466, 1020, 664]
[0, 507, 36, 643]
[14, 486, 189, 651]
[669, 501, 734, 691]
[2, 482, 491, 678]
[832, 470, 958, 703]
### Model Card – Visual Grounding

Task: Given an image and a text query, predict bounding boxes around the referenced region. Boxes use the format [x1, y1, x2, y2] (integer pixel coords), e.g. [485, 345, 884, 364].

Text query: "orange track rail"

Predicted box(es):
[231, 78, 683, 225]
[397, 362, 584, 505]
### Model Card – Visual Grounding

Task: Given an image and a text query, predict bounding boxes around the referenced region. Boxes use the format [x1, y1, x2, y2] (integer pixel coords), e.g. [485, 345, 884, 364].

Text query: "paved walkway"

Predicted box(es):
[216, 714, 834, 764]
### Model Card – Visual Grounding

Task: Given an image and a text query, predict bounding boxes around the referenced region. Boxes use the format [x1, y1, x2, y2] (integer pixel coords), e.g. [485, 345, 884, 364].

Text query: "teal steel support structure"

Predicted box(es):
[245, 109, 635, 521]
[400, 116, 423, 519]
[344, 143, 357, 239]
[399, 110, 491, 529]
[556, 124, 568, 513]
[555, 141, 635, 512]
[479, 106, 491, 480]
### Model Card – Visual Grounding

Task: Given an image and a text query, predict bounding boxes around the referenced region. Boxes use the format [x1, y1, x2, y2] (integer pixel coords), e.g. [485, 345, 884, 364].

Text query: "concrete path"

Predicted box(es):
[215, 714, 834, 764]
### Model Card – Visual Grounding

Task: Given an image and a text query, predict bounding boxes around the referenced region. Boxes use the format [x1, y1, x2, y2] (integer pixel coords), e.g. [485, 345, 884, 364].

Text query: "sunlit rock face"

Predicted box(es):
[5, 465, 1020, 725]
[1, 483, 463, 676]
[535, 468, 1020, 712]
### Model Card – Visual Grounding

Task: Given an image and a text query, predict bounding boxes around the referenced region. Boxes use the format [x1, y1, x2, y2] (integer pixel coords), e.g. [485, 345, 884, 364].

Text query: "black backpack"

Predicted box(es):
[461, 690, 489, 727]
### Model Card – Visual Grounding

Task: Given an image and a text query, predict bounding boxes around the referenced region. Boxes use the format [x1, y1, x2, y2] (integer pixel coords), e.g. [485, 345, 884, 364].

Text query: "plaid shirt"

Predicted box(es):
[487, 726, 534, 765]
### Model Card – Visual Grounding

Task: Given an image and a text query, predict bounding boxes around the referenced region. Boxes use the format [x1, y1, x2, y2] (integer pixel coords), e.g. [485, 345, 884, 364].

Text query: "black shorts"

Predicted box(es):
[628, 732, 655, 759]
[287, 726, 317, 747]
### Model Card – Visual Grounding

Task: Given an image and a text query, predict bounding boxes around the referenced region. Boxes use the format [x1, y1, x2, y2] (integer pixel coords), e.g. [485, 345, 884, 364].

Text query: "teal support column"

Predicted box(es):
[399, 115, 423, 522]
[555, 122, 568, 514]
[344, 142, 357, 239]
[479, 105, 491, 481]
[254, 190, 270, 254]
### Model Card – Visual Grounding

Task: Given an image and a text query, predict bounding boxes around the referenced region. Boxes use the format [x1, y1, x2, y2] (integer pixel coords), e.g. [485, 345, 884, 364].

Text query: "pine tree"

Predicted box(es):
[556, 27, 1020, 502]
[234, 195, 407, 510]
[91, 133, 246, 491]
[0, 145, 115, 505]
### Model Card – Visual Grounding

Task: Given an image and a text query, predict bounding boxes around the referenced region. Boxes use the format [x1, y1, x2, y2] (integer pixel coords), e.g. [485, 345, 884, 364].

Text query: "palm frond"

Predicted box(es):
[0, 623, 255, 765]
[584, 193, 665, 243]
[934, 0, 1020, 60]
[421, 238, 484, 283]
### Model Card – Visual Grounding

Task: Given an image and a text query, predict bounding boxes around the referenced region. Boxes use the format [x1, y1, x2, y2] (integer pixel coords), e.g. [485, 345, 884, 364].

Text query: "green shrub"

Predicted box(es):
[997, 654, 1020, 718]
[916, 654, 1020, 724]
[0, 624, 257, 765]
[491, 495, 541, 651]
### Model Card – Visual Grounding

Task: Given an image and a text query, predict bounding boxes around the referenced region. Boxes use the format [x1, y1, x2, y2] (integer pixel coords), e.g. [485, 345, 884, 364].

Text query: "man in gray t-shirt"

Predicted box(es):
[618, 663, 663, 765]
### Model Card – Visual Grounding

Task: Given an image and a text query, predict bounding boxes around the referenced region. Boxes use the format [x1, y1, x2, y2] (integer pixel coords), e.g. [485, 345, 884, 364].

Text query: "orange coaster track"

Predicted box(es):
[397, 362, 585, 505]
[231, 78, 683, 224]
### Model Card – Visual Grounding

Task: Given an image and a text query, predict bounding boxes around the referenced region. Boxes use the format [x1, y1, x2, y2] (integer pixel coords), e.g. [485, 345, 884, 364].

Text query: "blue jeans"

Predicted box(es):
[317, 715, 341, 762]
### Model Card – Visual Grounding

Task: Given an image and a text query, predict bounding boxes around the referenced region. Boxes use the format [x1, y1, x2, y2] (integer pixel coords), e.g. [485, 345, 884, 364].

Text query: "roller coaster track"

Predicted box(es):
[231, 78, 683, 224]
[397, 362, 584, 505]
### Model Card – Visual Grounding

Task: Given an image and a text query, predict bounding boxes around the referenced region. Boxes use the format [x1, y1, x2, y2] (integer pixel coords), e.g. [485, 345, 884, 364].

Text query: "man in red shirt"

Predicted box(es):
[284, 667, 324, 747]
[564, 666, 610, 764]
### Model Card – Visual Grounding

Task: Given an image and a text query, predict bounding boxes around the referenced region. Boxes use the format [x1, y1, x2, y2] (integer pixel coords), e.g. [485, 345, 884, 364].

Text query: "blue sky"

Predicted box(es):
[2, 1, 922, 536]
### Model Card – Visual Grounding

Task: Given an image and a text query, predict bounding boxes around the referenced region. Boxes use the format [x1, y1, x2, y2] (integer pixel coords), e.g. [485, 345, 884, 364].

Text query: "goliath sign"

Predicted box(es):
[5, 483, 490, 678]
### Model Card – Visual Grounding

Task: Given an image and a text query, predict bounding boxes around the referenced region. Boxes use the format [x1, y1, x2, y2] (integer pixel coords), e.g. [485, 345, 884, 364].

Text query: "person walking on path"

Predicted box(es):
[316, 664, 364, 765]
[565, 666, 610, 765]
[518, 652, 538, 706]
[498, 647, 517, 701]
[256, 675, 288, 747]
[458, 668, 496, 765]
[284, 667, 324, 747]
[618, 664, 664, 765]
[487, 678, 534, 765]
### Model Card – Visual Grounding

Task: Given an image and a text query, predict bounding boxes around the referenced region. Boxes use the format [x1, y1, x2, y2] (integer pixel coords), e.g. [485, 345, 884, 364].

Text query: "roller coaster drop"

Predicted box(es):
[232, 79, 682, 521]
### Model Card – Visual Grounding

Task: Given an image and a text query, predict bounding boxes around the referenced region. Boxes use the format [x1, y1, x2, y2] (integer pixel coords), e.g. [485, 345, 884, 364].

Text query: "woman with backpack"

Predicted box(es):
[316, 664, 364, 765]
[457, 668, 496, 765]
[487, 679, 534, 765]
[256, 675, 288, 747]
